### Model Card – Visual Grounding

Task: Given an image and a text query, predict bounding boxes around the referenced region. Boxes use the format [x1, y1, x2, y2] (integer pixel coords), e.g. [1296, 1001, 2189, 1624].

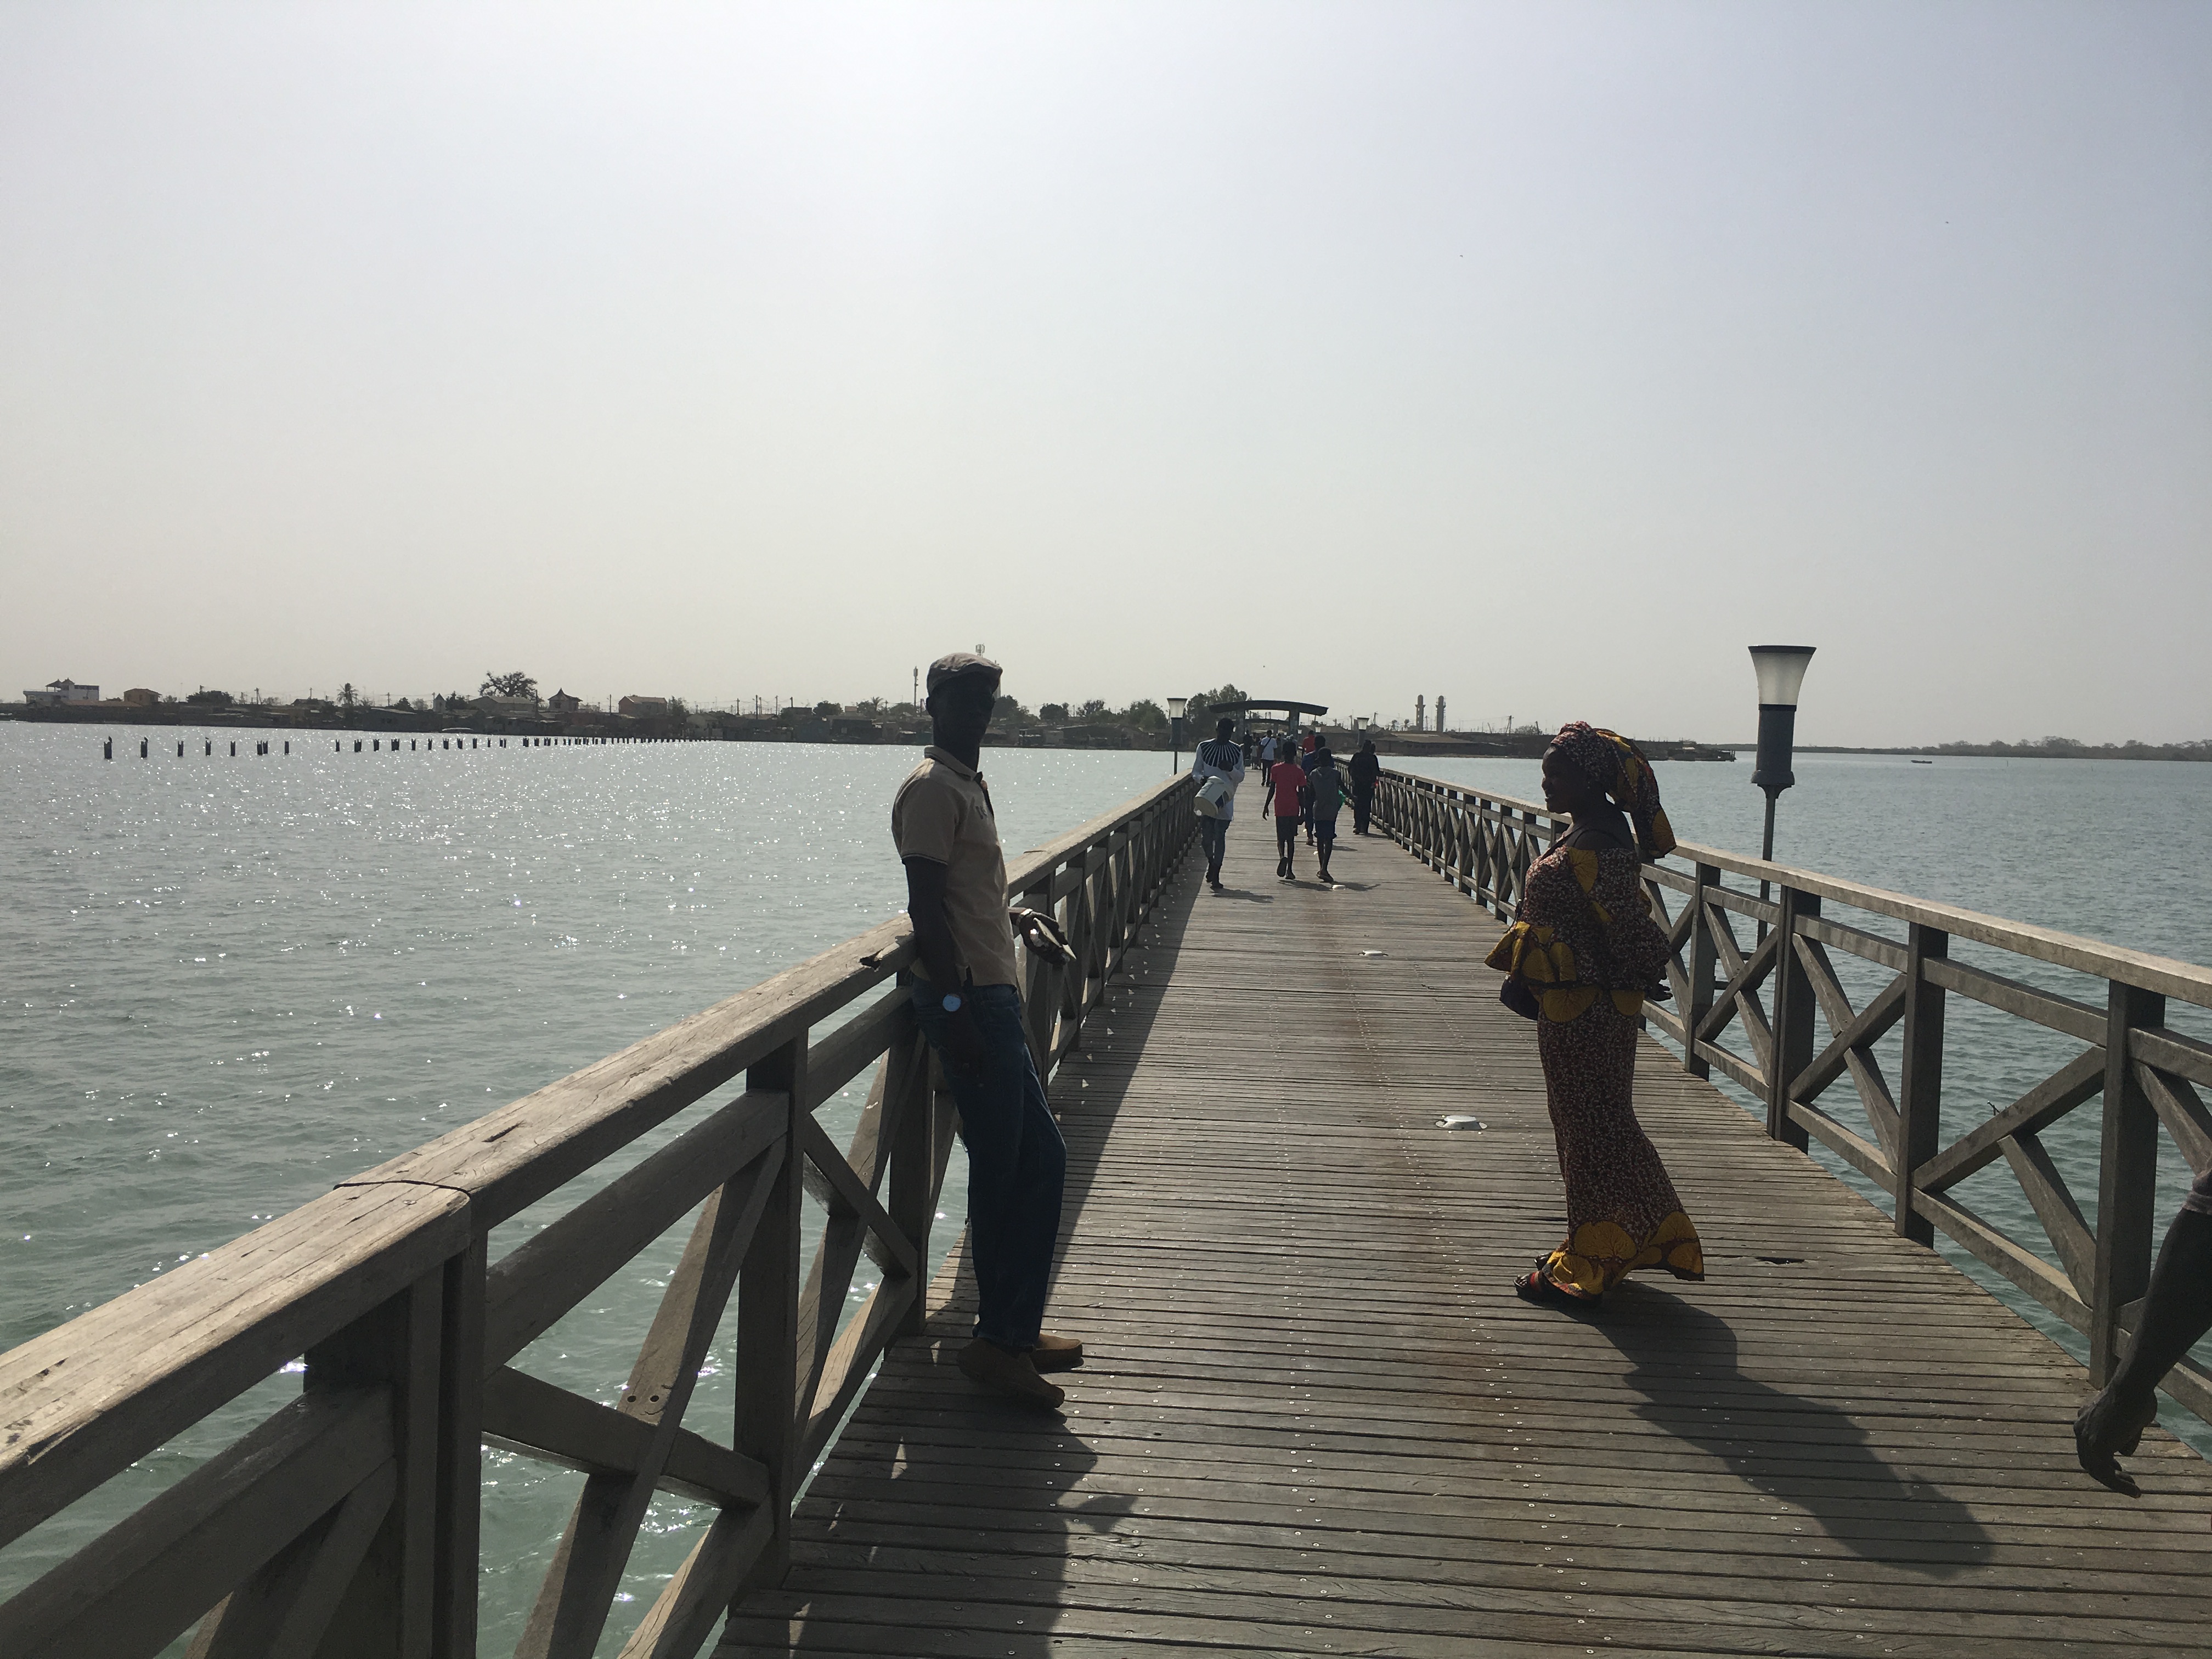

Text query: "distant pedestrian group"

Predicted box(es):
[1261, 733, 1347, 883]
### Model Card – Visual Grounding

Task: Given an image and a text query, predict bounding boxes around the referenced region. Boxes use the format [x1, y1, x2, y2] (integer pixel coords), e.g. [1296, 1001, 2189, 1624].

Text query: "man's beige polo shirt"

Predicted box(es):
[891, 746, 1022, 989]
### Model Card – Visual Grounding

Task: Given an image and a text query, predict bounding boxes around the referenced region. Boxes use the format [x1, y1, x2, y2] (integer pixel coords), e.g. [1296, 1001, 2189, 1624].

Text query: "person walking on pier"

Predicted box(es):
[1348, 738, 1380, 835]
[1488, 723, 1703, 1308]
[1268, 742, 1307, 879]
[1305, 743, 1349, 884]
[1298, 731, 1321, 845]
[894, 652, 1084, 1407]
[1190, 716, 1246, 891]
[2074, 1177, 2212, 1492]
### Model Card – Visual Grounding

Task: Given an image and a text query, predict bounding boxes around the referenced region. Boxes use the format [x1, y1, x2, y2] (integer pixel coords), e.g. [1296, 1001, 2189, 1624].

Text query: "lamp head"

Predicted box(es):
[1748, 645, 1813, 797]
[1167, 696, 1187, 720]
[1749, 645, 1816, 709]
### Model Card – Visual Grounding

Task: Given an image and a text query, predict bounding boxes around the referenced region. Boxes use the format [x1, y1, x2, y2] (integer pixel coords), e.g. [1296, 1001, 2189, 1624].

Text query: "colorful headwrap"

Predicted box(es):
[1548, 723, 1677, 860]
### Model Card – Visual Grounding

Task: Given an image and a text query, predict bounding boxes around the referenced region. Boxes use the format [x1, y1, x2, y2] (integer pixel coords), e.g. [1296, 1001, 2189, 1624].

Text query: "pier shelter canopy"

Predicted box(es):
[1207, 698, 1328, 733]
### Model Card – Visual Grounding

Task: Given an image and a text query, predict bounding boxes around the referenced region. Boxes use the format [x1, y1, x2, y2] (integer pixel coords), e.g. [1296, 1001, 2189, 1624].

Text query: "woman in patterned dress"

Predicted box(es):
[1486, 723, 1705, 1309]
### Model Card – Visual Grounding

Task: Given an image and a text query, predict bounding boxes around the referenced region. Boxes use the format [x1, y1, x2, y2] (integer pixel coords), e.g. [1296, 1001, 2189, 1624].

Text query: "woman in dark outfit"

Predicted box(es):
[1487, 723, 1704, 1308]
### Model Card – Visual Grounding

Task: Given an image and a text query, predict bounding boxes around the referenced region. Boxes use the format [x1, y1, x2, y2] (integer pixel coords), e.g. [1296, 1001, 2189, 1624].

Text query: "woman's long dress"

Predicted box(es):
[1486, 841, 1705, 1296]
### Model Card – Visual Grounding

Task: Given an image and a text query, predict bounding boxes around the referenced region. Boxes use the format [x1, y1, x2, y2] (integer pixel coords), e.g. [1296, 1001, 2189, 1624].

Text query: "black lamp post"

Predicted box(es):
[1168, 696, 1187, 774]
[1749, 645, 1815, 934]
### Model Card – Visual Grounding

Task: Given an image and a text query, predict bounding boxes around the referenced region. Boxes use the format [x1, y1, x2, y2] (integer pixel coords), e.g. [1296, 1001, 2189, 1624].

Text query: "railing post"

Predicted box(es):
[1894, 924, 1948, 1245]
[1766, 887, 1815, 1150]
[1682, 864, 1719, 1080]
[1019, 876, 1059, 1079]
[1477, 796, 1495, 902]
[300, 1265, 447, 1658]
[2091, 981, 2166, 1384]
[433, 1235, 487, 1659]
[883, 1023, 934, 1341]
[733, 1033, 805, 1591]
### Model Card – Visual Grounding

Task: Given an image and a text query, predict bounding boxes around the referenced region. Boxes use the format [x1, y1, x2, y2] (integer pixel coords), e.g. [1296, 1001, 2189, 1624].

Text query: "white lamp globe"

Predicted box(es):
[1749, 645, 1816, 708]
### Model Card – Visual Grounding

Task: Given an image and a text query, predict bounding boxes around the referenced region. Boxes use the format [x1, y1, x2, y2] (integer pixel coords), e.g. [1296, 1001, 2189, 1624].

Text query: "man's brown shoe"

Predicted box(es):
[1031, 1333, 1084, 1372]
[957, 1339, 1064, 1408]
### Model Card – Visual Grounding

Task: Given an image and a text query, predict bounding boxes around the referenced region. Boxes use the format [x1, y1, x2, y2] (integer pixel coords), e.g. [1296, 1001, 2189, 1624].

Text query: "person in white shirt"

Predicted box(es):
[1189, 716, 1248, 891]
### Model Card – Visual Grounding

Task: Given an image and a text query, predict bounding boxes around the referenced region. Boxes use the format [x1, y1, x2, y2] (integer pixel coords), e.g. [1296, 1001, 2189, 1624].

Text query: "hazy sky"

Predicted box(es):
[3, 3, 2206, 743]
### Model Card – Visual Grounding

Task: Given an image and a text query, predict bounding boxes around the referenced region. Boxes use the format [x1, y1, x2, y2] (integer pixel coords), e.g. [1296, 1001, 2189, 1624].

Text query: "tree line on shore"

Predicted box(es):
[61, 673, 2209, 760]
[77, 675, 1258, 737]
[1908, 737, 2212, 762]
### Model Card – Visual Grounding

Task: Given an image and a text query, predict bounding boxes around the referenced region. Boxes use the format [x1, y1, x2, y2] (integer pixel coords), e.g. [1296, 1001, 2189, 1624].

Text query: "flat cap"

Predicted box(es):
[926, 652, 1002, 693]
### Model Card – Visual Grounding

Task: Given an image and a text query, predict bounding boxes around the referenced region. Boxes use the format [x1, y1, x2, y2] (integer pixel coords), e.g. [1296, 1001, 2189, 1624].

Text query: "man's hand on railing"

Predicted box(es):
[1011, 906, 1074, 966]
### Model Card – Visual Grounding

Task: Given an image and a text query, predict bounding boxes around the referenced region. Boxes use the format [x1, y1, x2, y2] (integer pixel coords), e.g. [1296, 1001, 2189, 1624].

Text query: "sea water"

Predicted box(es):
[4, 730, 2209, 1649]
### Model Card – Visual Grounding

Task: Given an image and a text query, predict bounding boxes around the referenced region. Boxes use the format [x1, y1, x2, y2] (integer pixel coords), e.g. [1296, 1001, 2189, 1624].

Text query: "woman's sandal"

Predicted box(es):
[1514, 1259, 1601, 1312]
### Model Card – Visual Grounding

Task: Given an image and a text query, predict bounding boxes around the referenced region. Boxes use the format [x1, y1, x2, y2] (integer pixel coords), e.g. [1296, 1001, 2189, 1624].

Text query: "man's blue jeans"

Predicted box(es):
[910, 983, 1065, 1352]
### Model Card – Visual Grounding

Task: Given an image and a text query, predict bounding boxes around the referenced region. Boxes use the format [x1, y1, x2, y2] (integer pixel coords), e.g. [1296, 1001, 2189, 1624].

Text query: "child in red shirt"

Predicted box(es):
[1269, 755, 1307, 880]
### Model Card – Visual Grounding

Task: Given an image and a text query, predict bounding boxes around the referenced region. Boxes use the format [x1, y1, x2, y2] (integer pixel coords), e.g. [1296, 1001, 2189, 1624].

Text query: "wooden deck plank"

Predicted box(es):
[713, 817, 2212, 1657]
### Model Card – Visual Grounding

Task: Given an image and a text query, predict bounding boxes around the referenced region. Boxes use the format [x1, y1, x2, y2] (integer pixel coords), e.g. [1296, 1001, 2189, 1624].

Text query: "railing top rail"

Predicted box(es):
[1378, 766, 2212, 1010]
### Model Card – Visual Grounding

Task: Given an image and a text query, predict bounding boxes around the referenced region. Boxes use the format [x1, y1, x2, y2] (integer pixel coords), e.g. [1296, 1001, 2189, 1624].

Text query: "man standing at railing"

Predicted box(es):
[1189, 715, 1246, 890]
[895, 652, 1085, 1409]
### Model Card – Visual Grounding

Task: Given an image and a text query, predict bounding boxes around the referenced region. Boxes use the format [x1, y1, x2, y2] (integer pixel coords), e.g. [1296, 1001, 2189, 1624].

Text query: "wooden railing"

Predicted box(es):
[0, 774, 1198, 1659]
[1374, 766, 2212, 1423]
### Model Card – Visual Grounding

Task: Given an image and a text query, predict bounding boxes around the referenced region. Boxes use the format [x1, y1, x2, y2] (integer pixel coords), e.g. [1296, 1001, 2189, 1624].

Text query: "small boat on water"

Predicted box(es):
[1911, 758, 1933, 764]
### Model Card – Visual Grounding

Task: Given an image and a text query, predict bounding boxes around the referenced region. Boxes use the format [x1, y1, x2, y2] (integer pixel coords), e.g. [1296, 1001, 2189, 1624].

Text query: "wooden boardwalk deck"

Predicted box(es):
[719, 816, 2212, 1657]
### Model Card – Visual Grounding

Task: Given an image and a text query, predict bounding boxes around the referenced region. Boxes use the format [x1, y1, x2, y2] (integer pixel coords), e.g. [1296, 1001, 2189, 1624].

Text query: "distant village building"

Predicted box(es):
[23, 679, 99, 704]
[547, 689, 580, 714]
[122, 687, 159, 708]
[619, 695, 670, 718]
[472, 695, 540, 718]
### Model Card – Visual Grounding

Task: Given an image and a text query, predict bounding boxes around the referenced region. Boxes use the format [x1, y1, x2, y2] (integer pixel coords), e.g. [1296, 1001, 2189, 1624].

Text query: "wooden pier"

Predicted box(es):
[721, 815, 2212, 1657]
[6, 768, 2212, 1657]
